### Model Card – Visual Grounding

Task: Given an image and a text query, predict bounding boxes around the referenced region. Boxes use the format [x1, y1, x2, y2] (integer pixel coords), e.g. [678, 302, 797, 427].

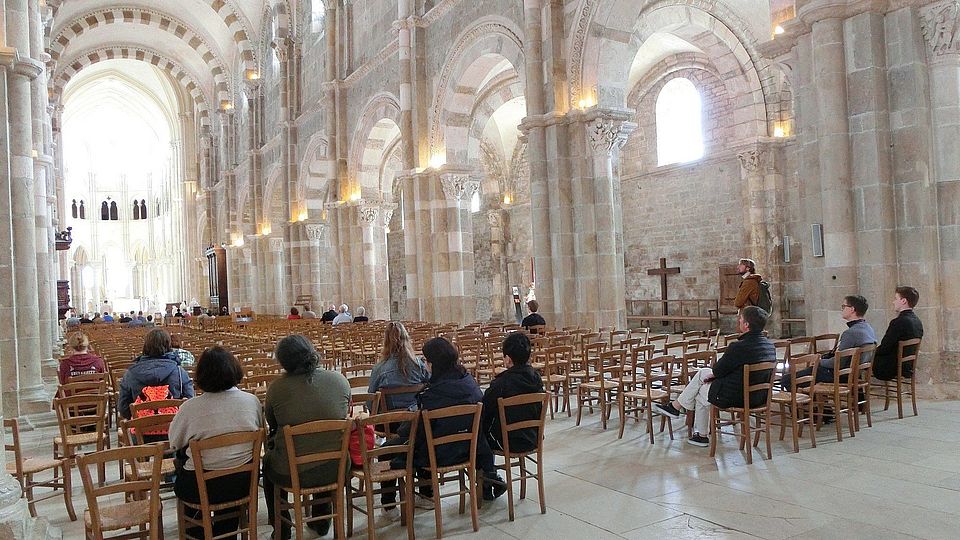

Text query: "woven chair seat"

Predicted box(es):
[180, 495, 252, 512]
[84, 499, 156, 531]
[542, 375, 567, 384]
[7, 457, 62, 475]
[435, 462, 470, 475]
[811, 384, 850, 395]
[54, 432, 102, 446]
[351, 461, 406, 482]
[580, 379, 621, 391]
[124, 458, 176, 478]
[623, 388, 668, 401]
[772, 391, 811, 404]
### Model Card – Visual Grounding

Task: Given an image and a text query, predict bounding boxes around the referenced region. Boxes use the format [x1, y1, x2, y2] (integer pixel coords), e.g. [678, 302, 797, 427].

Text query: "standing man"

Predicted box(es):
[734, 258, 762, 310]
[873, 286, 923, 381]
[654, 306, 776, 446]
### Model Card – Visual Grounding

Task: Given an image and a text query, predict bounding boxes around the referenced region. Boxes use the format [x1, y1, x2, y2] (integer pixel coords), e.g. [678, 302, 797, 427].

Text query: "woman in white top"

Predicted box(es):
[169, 346, 263, 539]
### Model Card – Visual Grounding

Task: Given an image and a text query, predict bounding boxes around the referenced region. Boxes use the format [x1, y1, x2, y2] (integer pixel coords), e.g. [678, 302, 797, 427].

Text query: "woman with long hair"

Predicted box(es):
[58, 332, 106, 384]
[368, 321, 429, 411]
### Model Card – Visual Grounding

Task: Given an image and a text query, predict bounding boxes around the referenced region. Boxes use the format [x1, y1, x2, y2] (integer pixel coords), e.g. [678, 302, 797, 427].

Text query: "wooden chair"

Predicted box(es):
[77, 444, 165, 540]
[770, 354, 817, 453]
[618, 355, 675, 443]
[346, 411, 420, 540]
[709, 361, 776, 465]
[493, 393, 548, 521]
[119, 415, 178, 487]
[176, 430, 263, 540]
[647, 334, 668, 354]
[853, 343, 877, 430]
[813, 333, 840, 355]
[880, 338, 922, 419]
[811, 347, 858, 442]
[4, 418, 77, 521]
[53, 393, 110, 484]
[350, 391, 380, 417]
[540, 345, 572, 418]
[576, 349, 625, 429]
[420, 403, 483, 539]
[275, 419, 352, 540]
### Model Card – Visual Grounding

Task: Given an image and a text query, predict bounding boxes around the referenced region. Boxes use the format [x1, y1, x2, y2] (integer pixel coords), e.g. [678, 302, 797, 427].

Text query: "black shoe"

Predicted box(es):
[653, 402, 682, 420]
[482, 475, 507, 501]
[307, 519, 331, 536]
[687, 433, 709, 447]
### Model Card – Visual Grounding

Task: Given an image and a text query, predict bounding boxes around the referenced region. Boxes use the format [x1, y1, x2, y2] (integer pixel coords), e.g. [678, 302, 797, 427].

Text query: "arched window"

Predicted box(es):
[311, 0, 326, 33]
[71, 200, 78, 219]
[656, 77, 705, 166]
[79, 200, 85, 219]
[109, 201, 118, 220]
[132, 200, 140, 220]
[470, 190, 481, 213]
[101, 201, 109, 220]
[142, 199, 148, 219]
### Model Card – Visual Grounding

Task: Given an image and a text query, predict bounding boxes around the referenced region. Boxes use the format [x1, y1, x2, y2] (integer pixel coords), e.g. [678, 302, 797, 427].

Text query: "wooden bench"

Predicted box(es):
[626, 299, 719, 333]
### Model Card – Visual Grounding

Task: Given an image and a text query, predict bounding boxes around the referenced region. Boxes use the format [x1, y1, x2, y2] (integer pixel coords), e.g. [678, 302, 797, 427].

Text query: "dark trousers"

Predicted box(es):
[781, 366, 836, 391]
[174, 468, 251, 539]
[262, 473, 331, 536]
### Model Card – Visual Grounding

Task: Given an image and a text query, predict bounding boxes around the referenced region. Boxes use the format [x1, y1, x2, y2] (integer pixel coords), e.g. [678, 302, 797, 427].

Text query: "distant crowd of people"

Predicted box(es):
[287, 303, 368, 325]
[63, 310, 159, 329]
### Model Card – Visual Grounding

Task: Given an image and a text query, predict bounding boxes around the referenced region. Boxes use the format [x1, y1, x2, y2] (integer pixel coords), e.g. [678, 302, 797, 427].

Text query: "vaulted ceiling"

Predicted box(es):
[46, 0, 291, 114]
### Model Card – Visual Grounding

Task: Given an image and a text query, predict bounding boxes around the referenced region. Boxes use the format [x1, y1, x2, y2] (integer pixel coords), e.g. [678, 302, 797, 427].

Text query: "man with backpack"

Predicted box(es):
[734, 258, 772, 312]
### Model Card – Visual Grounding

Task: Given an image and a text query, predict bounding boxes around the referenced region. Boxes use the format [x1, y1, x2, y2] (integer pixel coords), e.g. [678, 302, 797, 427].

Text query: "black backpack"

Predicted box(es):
[756, 280, 773, 313]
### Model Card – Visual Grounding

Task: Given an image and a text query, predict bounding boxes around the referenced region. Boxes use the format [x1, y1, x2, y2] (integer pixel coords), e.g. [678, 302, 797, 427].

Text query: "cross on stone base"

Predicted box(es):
[647, 257, 680, 318]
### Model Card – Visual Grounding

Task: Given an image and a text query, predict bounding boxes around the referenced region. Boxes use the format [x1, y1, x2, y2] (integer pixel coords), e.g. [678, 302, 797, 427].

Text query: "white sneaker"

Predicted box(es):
[414, 495, 436, 510]
[380, 505, 400, 518]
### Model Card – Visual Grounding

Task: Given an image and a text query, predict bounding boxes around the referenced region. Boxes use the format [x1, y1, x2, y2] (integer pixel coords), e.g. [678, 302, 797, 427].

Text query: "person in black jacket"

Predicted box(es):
[320, 304, 337, 322]
[654, 306, 776, 447]
[383, 337, 505, 510]
[873, 286, 923, 381]
[520, 300, 546, 332]
[481, 333, 544, 454]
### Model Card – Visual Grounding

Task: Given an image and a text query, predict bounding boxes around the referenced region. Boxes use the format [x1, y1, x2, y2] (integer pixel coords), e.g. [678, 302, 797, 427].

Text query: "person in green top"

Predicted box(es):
[263, 334, 351, 540]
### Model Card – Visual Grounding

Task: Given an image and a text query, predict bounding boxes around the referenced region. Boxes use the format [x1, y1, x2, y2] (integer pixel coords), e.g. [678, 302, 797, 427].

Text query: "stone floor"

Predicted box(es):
[16, 398, 960, 540]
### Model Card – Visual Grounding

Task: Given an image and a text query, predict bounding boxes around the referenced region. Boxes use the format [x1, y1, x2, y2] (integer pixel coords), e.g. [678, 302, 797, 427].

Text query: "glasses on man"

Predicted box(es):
[840, 304, 851, 309]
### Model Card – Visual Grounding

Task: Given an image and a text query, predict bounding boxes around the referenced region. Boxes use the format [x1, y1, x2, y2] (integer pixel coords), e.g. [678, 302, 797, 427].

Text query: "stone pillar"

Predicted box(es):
[0, 39, 22, 420]
[304, 222, 328, 306]
[396, 0, 415, 169]
[269, 237, 288, 315]
[487, 210, 507, 320]
[581, 114, 634, 330]
[357, 203, 390, 319]
[813, 18, 857, 331]
[6, 0, 45, 411]
[438, 171, 479, 324]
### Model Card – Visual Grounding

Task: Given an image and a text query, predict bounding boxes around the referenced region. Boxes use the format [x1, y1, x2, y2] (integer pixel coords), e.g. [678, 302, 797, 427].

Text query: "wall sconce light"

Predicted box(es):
[245, 70, 261, 81]
[774, 25, 785, 35]
[232, 235, 245, 247]
[503, 193, 512, 205]
[349, 189, 362, 202]
[297, 210, 309, 222]
[259, 222, 272, 236]
[220, 100, 234, 111]
[773, 121, 790, 138]
[428, 153, 446, 169]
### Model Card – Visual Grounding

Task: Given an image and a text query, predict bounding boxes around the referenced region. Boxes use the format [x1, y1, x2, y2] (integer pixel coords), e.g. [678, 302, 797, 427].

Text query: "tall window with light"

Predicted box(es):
[311, 1, 325, 34]
[655, 77, 705, 166]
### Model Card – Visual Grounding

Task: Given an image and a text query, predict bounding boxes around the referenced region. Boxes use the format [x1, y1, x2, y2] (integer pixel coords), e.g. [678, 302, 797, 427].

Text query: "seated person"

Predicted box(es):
[874, 286, 923, 381]
[781, 294, 876, 389]
[654, 306, 776, 447]
[321, 304, 337, 322]
[171, 334, 196, 367]
[481, 333, 544, 454]
[263, 335, 350, 540]
[118, 312, 132, 323]
[301, 305, 317, 319]
[332, 304, 353, 325]
[169, 347, 263, 539]
[368, 322, 429, 412]
[353, 306, 369, 323]
[64, 311, 81, 329]
[102, 312, 114, 322]
[58, 332, 106, 384]
[117, 328, 195, 421]
[520, 300, 546, 332]
[384, 338, 506, 505]
[287, 307, 302, 320]
[79, 313, 93, 324]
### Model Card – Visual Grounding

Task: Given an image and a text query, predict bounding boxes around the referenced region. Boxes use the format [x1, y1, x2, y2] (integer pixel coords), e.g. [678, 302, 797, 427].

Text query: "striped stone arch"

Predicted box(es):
[465, 72, 525, 171]
[348, 93, 402, 196]
[626, 53, 725, 107]
[428, 17, 525, 163]
[51, 46, 213, 127]
[48, 7, 232, 102]
[298, 133, 333, 217]
[204, 0, 257, 70]
[46, 0, 257, 72]
[569, 0, 770, 139]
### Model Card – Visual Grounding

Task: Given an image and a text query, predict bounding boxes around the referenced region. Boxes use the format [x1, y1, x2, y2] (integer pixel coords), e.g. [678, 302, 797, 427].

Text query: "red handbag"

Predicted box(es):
[349, 423, 375, 467]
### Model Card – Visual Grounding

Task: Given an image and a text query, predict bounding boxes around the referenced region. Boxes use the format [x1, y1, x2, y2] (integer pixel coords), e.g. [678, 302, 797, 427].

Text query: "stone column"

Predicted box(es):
[917, 2, 956, 386]
[303, 222, 328, 306]
[6, 0, 45, 411]
[357, 203, 390, 319]
[395, 0, 415, 169]
[487, 210, 507, 320]
[269, 237, 287, 315]
[438, 171, 479, 324]
[582, 114, 634, 330]
[813, 18, 858, 331]
[0, 39, 22, 419]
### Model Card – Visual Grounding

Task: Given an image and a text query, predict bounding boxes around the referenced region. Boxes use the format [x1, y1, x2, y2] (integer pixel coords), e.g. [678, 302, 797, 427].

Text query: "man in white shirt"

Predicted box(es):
[332, 304, 353, 325]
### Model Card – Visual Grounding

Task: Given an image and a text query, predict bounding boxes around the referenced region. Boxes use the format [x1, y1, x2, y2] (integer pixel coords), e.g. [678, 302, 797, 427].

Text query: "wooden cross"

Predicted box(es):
[647, 257, 680, 317]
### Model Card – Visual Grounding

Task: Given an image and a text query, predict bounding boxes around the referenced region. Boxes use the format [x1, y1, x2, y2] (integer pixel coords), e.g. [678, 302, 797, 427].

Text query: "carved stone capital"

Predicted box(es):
[487, 210, 503, 229]
[381, 203, 398, 227]
[358, 205, 379, 225]
[269, 237, 284, 252]
[588, 117, 635, 154]
[737, 148, 768, 174]
[305, 223, 327, 241]
[921, 1, 960, 56]
[271, 37, 292, 63]
[439, 174, 480, 202]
